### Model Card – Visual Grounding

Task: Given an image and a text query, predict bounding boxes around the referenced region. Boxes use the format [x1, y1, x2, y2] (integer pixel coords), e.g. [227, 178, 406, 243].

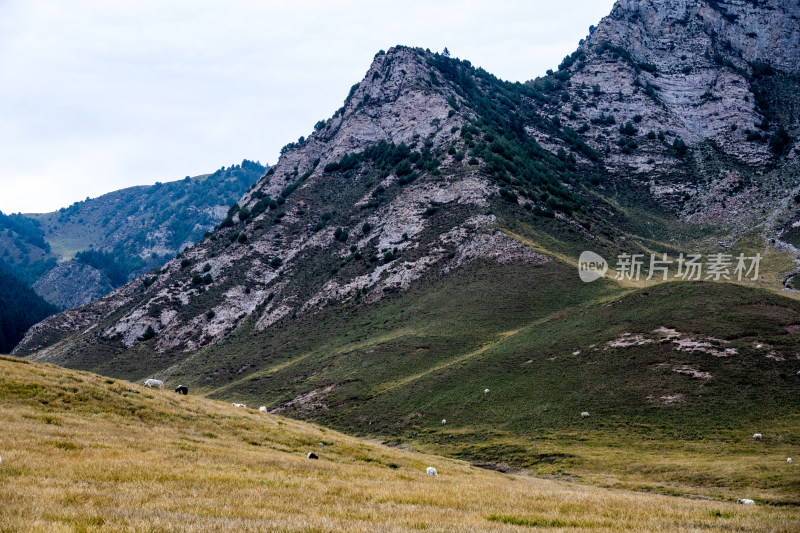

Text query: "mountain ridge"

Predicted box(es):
[0, 160, 265, 311]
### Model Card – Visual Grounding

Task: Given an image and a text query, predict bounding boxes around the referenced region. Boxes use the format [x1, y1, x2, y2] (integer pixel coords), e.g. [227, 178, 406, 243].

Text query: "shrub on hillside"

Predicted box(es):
[139, 325, 156, 341]
[333, 227, 348, 242]
[619, 121, 637, 136]
[673, 137, 688, 155]
[770, 127, 791, 155]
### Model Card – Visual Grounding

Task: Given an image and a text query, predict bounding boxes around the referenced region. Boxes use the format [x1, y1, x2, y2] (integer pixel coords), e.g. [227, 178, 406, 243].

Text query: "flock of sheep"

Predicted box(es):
[226, 400, 440, 475]
[141, 379, 792, 501]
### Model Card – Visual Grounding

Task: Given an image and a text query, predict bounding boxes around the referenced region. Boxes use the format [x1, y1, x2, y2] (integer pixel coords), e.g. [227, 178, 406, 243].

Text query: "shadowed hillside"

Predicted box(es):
[0, 268, 57, 354]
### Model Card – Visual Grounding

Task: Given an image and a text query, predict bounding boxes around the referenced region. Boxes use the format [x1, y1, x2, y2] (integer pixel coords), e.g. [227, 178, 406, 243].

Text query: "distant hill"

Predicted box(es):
[0, 160, 266, 309]
[0, 267, 58, 353]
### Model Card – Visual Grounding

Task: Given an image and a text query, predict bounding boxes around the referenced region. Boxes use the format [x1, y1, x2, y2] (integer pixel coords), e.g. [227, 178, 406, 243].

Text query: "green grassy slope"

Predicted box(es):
[348, 281, 800, 502]
[44, 245, 800, 502]
[203, 274, 800, 503]
[23, 160, 799, 501]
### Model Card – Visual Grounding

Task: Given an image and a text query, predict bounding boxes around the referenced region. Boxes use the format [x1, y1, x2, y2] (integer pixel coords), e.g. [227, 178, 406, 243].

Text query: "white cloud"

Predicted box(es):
[0, 0, 616, 213]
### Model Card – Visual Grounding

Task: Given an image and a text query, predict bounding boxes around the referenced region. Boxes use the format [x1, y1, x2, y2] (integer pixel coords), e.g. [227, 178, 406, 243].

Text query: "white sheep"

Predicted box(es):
[258, 406, 267, 412]
[426, 467, 438, 476]
[753, 433, 762, 440]
[143, 379, 163, 388]
[441, 419, 447, 426]
[581, 411, 590, 419]
[788, 458, 793, 464]
[484, 388, 490, 394]
[232, 403, 246, 408]
[737, 498, 755, 505]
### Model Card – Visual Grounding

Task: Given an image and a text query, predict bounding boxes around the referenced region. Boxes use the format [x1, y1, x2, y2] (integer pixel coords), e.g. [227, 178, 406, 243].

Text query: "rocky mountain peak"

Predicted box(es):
[249, 46, 461, 206]
[593, 0, 800, 73]
[533, 0, 800, 190]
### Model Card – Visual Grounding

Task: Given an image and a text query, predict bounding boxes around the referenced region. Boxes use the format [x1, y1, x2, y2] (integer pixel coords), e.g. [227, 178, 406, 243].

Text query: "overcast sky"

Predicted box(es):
[0, 0, 616, 214]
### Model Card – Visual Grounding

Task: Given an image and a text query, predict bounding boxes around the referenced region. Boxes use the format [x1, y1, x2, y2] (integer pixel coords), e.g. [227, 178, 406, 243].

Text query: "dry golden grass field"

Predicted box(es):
[0, 355, 798, 532]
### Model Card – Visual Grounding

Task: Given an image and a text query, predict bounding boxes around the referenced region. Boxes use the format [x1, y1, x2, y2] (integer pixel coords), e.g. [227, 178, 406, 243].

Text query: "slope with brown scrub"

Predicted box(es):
[1, 355, 796, 532]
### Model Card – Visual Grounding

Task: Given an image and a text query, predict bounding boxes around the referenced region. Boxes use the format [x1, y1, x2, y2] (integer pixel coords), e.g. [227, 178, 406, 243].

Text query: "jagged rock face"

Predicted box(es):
[17, 279, 139, 361]
[533, 0, 800, 215]
[245, 48, 459, 205]
[548, 0, 796, 172]
[31, 262, 112, 310]
[601, 0, 800, 73]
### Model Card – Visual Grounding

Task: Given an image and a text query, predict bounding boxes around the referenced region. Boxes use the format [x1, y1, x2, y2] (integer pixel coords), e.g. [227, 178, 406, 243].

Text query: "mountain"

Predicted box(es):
[0, 160, 266, 310]
[13, 0, 800, 501]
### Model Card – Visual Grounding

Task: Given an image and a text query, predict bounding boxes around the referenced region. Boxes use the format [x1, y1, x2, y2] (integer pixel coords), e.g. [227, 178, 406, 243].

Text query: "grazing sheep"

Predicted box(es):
[788, 458, 793, 464]
[737, 498, 755, 505]
[484, 388, 490, 394]
[232, 403, 246, 408]
[581, 411, 590, 419]
[441, 419, 447, 426]
[143, 379, 163, 388]
[426, 467, 438, 476]
[258, 406, 267, 412]
[174, 385, 188, 395]
[307, 452, 318, 460]
[753, 433, 762, 440]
